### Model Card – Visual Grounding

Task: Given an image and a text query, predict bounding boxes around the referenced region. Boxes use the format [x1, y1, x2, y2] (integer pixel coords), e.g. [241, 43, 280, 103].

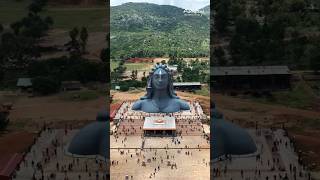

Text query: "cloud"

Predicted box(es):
[110, 0, 209, 11]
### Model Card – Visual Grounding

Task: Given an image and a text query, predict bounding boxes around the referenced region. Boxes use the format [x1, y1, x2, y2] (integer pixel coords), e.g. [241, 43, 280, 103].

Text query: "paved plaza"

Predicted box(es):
[213, 129, 312, 180]
[110, 101, 210, 179]
[14, 128, 108, 180]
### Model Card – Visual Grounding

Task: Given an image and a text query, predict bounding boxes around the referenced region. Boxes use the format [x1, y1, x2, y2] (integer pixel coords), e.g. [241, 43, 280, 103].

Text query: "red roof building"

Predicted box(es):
[110, 102, 123, 121]
[0, 153, 23, 180]
[126, 58, 154, 63]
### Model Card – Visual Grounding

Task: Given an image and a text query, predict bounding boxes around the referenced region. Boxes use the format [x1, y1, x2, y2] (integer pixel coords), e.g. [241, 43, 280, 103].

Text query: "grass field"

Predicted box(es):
[110, 61, 118, 71]
[194, 85, 209, 97]
[252, 81, 317, 109]
[111, 60, 153, 71]
[0, 0, 107, 32]
[59, 90, 103, 101]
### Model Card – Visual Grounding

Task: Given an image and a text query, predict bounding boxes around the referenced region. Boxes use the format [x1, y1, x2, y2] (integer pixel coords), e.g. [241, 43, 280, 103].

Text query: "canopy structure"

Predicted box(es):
[143, 116, 176, 130]
[211, 107, 257, 159]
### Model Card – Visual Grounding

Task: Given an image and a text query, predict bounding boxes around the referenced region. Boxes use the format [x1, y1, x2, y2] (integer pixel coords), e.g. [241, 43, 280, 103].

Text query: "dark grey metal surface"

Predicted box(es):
[211, 106, 257, 159]
[132, 64, 190, 113]
[68, 110, 109, 158]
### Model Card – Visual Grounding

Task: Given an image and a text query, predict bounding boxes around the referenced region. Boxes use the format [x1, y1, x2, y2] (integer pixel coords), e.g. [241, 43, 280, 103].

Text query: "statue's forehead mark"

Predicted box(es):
[155, 68, 166, 75]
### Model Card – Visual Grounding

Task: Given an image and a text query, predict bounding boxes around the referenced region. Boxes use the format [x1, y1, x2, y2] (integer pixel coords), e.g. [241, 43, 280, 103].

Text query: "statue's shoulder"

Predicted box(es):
[132, 100, 143, 110]
[176, 99, 190, 110]
[132, 99, 151, 110]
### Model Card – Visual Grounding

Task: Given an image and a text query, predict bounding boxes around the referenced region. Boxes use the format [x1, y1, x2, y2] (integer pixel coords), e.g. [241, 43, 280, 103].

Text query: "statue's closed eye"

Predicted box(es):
[155, 74, 167, 79]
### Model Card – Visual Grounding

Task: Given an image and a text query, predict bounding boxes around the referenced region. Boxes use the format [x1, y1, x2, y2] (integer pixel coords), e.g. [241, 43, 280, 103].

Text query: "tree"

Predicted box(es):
[0, 32, 40, 69]
[309, 45, 320, 74]
[32, 76, 60, 95]
[0, 24, 3, 33]
[0, 112, 9, 130]
[214, 0, 231, 34]
[28, 0, 48, 14]
[80, 27, 88, 54]
[131, 70, 138, 80]
[289, 0, 306, 13]
[100, 48, 109, 62]
[67, 27, 81, 58]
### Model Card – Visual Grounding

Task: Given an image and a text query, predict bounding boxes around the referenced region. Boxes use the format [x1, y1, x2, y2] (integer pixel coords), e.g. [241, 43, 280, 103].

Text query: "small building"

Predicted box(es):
[110, 103, 122, 122]
[211, 66, 291, 93]
[143, 116, 176, 136]
[16, 78, 32, 91]
[61, 81, 82, 91]
[173, 82, 201, 91]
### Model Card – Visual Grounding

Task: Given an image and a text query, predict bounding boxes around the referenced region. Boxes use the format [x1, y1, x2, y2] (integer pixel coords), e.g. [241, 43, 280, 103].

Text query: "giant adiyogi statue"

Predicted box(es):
[211, 101, 257, 159]
[68, 110, 109, 159]
[132, 63, 190, 113]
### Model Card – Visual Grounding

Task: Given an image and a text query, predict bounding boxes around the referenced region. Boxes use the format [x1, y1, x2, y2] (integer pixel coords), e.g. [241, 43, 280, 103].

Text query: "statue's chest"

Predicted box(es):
[141, 99, 179, 113]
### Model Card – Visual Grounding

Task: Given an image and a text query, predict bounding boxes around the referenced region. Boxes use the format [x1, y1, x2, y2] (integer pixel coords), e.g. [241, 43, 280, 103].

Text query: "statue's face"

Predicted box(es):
[152, 68, 169, 90]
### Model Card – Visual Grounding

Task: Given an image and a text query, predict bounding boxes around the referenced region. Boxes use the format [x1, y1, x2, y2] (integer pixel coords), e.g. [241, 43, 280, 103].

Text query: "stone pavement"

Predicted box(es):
[110, 101, 210, 179]
[212, 129, 311, 180]
[14, 129, 108, 180]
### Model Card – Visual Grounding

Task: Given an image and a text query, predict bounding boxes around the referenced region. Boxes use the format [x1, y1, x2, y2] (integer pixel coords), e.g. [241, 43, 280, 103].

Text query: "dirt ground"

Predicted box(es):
[40, 29, 107, 60]
[7, 95, 106, 129]
[0, 92, 106, 156]
[289, 131, 320, 171]
[212, 93, 320, 171]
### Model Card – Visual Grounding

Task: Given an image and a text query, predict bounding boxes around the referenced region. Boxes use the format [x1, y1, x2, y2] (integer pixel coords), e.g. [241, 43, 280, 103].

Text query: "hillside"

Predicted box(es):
[110, 3, 210, 59]
[198, 5, 210, 16]
[48, 0, 105, 6]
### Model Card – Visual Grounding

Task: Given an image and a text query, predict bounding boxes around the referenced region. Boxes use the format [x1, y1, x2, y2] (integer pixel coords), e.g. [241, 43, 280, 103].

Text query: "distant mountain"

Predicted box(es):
[198, 5, 210, 16]
[110, 2, 209, 59]
[48, 0, 105, 5]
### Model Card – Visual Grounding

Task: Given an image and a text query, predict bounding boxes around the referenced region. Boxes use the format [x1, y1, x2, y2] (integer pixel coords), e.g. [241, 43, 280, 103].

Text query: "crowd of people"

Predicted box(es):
[113, 101, 208, 137]
[14, 124, 108, 180]
[212, 128, 312, 180]
[110, 100, 210, 179]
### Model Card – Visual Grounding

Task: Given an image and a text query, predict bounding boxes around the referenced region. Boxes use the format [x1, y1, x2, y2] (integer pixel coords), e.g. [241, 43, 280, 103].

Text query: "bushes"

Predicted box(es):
[118, 80, 145, 91]
[28, 57, 108, 83]
[32, 76, 60, 95]
[27, 56, 108, 95]
[0, 112, 9, 130]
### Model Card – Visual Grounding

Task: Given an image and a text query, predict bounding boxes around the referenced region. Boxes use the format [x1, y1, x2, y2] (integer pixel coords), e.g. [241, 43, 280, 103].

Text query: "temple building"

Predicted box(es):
[143, 116, 176, 136]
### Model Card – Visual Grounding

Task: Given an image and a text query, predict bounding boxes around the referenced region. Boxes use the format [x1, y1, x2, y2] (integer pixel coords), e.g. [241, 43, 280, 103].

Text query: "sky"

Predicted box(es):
[110, 0, 210, 11]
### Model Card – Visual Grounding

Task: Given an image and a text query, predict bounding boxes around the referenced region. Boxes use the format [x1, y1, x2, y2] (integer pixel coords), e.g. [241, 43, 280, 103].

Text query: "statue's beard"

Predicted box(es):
[154, 85, 167, 90]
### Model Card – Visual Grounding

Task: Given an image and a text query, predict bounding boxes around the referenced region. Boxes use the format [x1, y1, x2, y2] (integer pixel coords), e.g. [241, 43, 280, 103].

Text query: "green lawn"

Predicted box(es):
[194, 85, 209, 96]
[124, 63, 152, 71]
[252, 81, 317, 109]
[59, 90, 101, 101]
[0, 0, 107, 32]
[110, 61, 118, 71]
[110, 60, 153, 71]
[43, 7, 107, 32]
[0, 0, 30, 25]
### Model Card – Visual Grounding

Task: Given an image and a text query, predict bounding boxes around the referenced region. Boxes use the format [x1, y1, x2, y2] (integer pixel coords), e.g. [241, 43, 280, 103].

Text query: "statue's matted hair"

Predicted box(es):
[140, 63, 179, 100]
